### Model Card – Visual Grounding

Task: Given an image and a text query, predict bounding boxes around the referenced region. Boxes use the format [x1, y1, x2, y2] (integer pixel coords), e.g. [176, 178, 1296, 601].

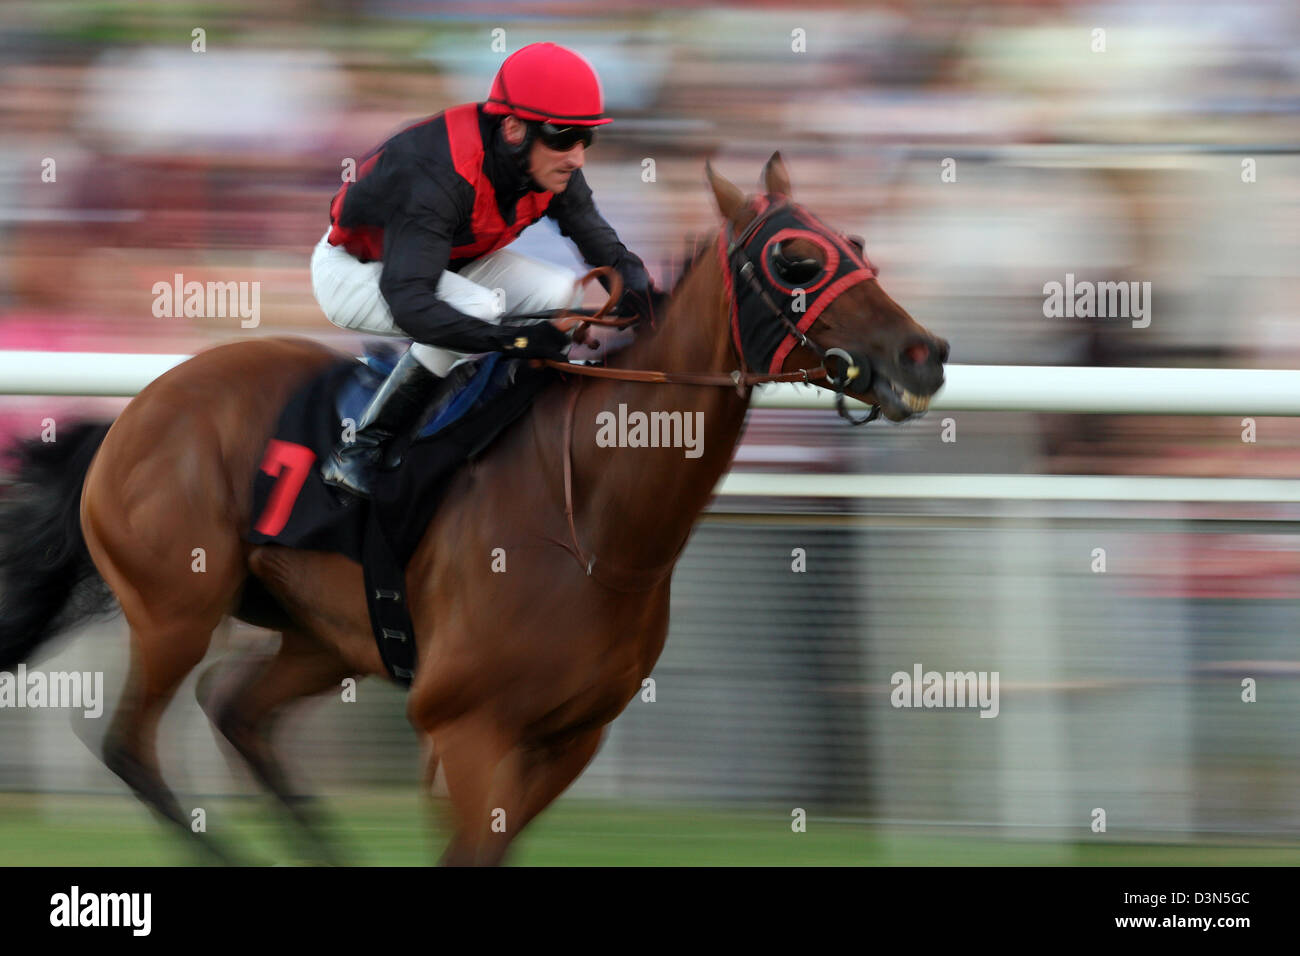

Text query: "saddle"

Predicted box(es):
[240, 345, 556, 684]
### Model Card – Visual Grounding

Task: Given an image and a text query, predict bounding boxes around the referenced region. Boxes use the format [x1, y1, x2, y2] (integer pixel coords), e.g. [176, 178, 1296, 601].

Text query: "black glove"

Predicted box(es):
[617, 284, 670, 327]
[497, 321, 571, 361]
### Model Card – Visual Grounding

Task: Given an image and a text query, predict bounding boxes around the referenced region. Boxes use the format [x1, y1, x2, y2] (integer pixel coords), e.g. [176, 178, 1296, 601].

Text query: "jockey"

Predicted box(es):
[311, 41, 663, 498]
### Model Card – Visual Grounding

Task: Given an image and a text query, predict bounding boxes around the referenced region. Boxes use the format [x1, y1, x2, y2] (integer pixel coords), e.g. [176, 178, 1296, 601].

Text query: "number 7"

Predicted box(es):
[254, 439, 316, 536]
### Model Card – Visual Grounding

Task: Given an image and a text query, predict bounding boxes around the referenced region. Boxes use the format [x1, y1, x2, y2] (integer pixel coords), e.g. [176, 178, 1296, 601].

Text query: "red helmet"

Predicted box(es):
[484, 42, 611, 126]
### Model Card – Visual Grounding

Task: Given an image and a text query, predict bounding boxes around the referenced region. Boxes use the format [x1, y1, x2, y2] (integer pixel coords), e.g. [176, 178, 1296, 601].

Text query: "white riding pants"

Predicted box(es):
[310, 229, 583, 376]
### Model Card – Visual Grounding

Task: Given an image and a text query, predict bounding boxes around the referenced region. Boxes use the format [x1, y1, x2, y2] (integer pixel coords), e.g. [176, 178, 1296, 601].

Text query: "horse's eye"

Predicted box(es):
[770, 241, 822, 285]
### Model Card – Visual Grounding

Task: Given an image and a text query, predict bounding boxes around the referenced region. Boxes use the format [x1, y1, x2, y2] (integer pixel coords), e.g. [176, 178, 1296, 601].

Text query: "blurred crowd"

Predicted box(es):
[2, 0, 1299, 474]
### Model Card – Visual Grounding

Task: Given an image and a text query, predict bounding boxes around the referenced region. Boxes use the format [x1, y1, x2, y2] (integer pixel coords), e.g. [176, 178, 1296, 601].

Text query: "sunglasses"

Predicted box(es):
[535, 123, 594, 152]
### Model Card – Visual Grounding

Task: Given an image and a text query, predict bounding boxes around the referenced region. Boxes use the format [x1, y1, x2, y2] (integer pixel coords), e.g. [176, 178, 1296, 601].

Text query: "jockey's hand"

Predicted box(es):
[569, 321, 598, 350]
[617, 284, 669, 327]
[499, 320, 571, 361]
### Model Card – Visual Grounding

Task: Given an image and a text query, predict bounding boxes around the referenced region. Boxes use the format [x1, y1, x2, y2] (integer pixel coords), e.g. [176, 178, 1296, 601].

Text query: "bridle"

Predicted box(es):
[720, 193, 882, 426]
[538, 195, 884, 589]
[540, 194, 883, 425]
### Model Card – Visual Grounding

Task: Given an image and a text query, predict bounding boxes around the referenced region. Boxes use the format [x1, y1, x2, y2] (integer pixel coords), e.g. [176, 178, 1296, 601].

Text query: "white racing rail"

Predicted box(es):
[2, 351, 1297, 502]
[2, 352, 1299, 415]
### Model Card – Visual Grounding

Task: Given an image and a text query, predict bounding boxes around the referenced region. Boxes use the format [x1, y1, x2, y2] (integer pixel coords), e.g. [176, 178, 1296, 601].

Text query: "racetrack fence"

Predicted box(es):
[1, 355, 1298, 842]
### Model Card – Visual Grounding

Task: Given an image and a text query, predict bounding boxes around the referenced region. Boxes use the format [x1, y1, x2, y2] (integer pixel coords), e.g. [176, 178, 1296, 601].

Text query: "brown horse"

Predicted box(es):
[0, 154, 947, 865]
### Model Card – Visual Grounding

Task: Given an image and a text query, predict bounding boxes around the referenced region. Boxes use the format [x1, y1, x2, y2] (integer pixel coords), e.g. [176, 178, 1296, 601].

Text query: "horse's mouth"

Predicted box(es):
[861, 374, 941, 423]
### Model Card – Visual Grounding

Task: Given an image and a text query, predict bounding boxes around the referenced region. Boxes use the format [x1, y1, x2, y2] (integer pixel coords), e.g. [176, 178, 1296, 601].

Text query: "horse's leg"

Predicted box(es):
[197, 626, 355, 864]
[424, 713, 514, 866]
[431, 714, 602, 866]
[101, 614, 239, 864]
[93, 546, 243, 861]
[496, 730, 604, 863]
[421, 732, 442, 835]
[87, 504, 242, 861]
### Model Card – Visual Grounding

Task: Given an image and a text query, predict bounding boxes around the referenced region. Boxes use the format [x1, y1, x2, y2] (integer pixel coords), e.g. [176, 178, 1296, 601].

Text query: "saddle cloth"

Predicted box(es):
[242, 347, 555, 683]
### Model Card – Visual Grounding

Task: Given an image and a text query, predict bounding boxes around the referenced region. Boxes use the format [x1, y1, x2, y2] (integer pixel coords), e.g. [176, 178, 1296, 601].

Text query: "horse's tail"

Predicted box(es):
[0, 421, 117, 670]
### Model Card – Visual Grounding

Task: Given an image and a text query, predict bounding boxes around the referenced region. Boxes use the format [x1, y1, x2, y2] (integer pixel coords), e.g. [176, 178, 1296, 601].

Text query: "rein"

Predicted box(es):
[542, 269, 831, 391]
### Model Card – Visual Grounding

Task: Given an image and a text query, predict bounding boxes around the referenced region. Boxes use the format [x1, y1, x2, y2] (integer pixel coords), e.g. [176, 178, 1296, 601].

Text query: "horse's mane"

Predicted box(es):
[661, 232, 717, 315]
[604, 232, 715, 346]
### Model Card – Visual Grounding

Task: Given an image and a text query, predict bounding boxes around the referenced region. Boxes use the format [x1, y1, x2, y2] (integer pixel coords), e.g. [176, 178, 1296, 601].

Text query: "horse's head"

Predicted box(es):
[707, 153, 948, 422]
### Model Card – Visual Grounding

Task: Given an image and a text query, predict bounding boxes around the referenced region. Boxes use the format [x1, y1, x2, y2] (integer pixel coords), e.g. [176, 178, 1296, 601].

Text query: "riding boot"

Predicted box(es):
[320, 349, 468, 499]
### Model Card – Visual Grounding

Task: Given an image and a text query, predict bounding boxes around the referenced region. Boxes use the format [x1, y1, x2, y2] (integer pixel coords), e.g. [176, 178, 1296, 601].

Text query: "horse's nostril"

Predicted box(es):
[903, 342, 930, 365]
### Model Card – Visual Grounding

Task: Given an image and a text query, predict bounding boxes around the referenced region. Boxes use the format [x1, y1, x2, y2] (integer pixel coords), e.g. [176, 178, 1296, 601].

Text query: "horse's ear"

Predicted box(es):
[761, 151, 791, 199]
[705, 160, 746, 225]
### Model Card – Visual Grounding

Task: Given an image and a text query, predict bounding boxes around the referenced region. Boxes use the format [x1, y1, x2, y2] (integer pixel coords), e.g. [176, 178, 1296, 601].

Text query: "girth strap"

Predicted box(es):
[361, 505, 417, 685]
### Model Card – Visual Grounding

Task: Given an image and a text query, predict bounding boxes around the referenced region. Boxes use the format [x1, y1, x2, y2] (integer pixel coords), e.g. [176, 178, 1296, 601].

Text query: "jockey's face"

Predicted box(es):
[502, 115, 585, 194]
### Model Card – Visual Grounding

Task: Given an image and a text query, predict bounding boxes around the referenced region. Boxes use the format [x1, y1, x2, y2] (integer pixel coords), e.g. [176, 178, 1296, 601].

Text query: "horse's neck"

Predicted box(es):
[574, 248, 751, 571]
[613, 249, 738, 391]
